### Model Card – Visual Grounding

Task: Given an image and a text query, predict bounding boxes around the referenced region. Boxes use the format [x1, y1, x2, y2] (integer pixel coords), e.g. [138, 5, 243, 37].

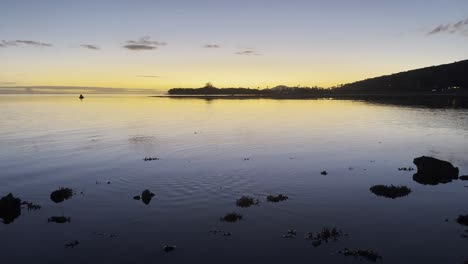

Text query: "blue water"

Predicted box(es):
[0, 95, 467, 264]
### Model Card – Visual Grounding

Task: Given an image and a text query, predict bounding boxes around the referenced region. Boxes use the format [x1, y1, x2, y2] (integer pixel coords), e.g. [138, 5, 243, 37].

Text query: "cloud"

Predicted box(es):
[235, 49, 261, 56]
[80, 44, 100, 50]
[136, 75, 159, 78]
[0, 40, 52, 47]
[203, 44, 220, 48]
[428, 18, 468, 36]
[123, 36, 167, 51]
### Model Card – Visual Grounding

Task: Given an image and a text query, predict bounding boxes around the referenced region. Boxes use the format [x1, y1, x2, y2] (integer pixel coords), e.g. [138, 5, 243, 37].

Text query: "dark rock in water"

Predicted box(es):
[21, 201, 41, 210]
[220, 212, 243, 222]
[305, 227, 347, 247]
[0, 193, 21, 224]
[65, 240, 79, 248]
[460, 175, 468, 181]
[163, 245, 176, 252]
[413, 156, 459, 185]
[50, 188, 73, 203]
[338, 248, 383, 262]
[143, 157, 159, 161]
[48, 216, 71, 223]
[266, 194, 288, 203]
[456, 215, 468, 226]
[141, 189, 155, 205]
[320, 171, 328, 175]
[236, 196, 259, 208]
[369, 185, 411, 199]
[133, 195, 141, 200]
[282, 229, 297, 238]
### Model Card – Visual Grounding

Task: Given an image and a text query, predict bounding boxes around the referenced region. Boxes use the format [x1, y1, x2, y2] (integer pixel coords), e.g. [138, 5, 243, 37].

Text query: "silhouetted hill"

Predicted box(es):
[335, 60, 468, 94]
[167, 60, 468, 96]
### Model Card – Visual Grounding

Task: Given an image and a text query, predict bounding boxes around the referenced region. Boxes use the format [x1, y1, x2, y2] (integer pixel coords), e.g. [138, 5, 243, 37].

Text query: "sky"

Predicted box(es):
[1, 0, 468, 92]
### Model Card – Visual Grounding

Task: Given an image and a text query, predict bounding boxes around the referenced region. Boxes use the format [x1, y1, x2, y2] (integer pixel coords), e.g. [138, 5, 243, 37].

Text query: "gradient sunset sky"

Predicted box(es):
[1, 0, 468, 91]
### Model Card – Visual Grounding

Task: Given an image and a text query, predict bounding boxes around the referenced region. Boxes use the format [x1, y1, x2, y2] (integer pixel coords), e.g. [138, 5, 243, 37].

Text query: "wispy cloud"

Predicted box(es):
[203, 44, 220, 48]
[428, 18, 468, 36]
[136, 75, 160, 78]
[0, 40, 53, 48]
[80, 44, 100, 50]
[123, 36, 167, 51]
[235, 49, 261, 56]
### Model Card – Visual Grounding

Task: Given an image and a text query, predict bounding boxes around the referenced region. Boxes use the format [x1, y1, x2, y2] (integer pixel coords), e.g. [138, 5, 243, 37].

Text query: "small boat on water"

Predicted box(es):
[79, 94, 84, 100]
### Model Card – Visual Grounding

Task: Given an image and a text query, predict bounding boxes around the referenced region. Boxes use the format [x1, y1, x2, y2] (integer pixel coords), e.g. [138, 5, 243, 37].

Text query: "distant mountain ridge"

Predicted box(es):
[335, 59, 468, 94]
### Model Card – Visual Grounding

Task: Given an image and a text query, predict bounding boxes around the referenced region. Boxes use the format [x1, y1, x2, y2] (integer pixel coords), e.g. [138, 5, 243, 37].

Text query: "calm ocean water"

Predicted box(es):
[1, 95, 467, 264]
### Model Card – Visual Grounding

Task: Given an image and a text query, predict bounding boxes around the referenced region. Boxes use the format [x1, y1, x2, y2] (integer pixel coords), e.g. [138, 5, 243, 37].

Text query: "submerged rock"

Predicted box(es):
[48, 216, 71, 223]
[413, 156, 459, 185]
[338, 248, 383, 262]
[163, 245, 176, 253]
[50, 188, 73, 203]
[0, 193, 21, 224]
[321, 171, 328, 175]
[369, 185, 411, 199]
[305, 227, 347, 247]
[266, 194, 288, 203]
[220, 212, 243, 222]
[282, 229, 297, 238]
[460, 175, 468, 181]
[456, 215, 468, 226]
[236, 196, 259, 208]
[141, 189, 155, 205]
[21, 201, 41, 211]
[143, 157, 159, 161]
[65, 240, 80, 248]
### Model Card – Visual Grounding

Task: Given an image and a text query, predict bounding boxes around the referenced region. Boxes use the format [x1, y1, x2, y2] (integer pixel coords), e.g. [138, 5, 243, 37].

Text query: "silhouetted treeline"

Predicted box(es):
[168, 59, 468, 96]
[334, 59, 468, 94]
[168, 83, 331, 95]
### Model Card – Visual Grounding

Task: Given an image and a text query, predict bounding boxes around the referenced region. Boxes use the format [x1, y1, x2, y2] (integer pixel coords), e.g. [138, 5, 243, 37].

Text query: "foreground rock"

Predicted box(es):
[305, 227, 347, 247]
[413, 156, 459, 185]
[133, 189, 155, 205]
[0, 193, 21, 224]
[338, 248, 383, 262]
[48, 216, 71, 223]
[456, 215, 468, 226]
[141, 189, 155, 205]
[236, 196, 259, 208]
[163, 245, 176, 253]
[369, 185, 411, 199]
[50, 188, 73, 203]
[220, 213, 243, 222]
[267, 194, 288, 203]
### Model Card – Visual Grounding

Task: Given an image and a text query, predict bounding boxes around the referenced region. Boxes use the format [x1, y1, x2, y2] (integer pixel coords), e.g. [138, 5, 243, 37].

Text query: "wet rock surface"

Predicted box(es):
[0, 193, 21, 224]
[413, 156, 459, 185]
[163, 245, 176, 253]
[141, 189, 155, 205]
[369, 185, 412, 199]
[305, 227, 347, 247]
[220, 212, 243, 222]
[48, 216, 71, 223]
[236, 196, 259, 208]
[266, 194, 288, 203]
[338, 248, 383, 262]
[456, 215, 468, 226]
[65, 240, 79, 248]
[50, 188, 73, 203]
